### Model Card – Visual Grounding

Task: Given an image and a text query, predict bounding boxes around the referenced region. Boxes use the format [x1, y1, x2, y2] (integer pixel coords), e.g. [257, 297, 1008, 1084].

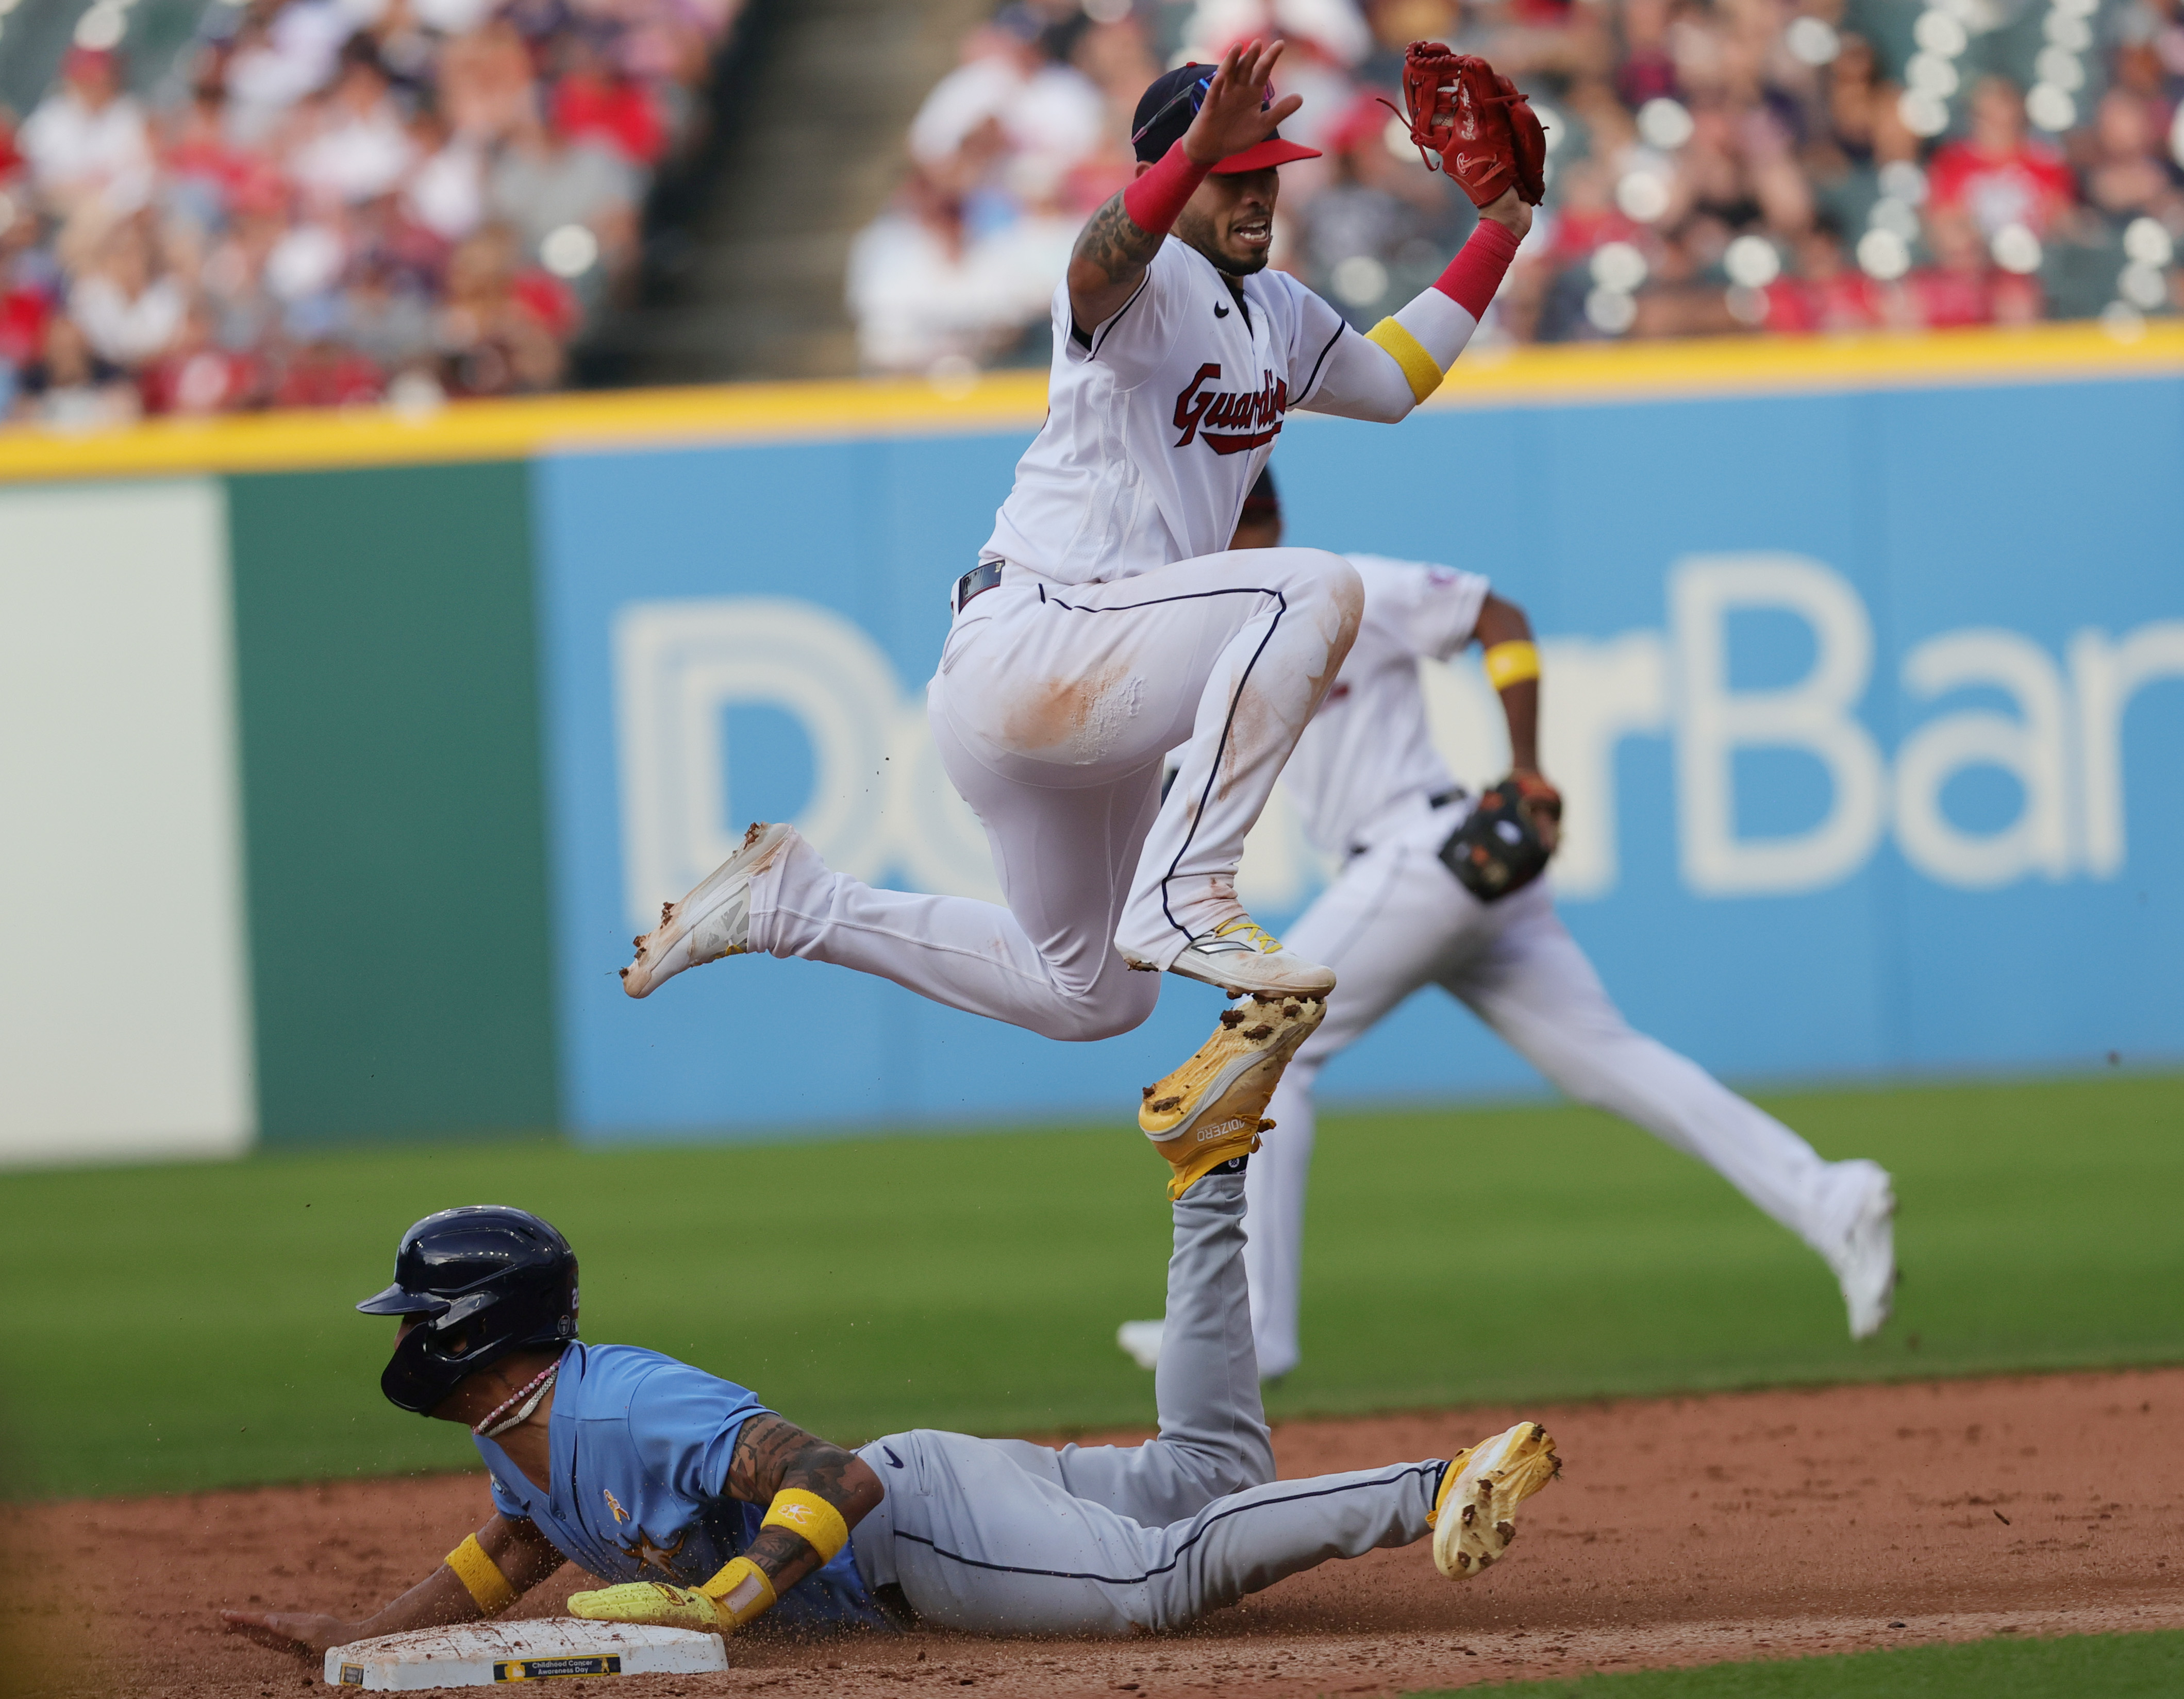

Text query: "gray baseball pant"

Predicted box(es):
[847, 1170, 1446, 1634]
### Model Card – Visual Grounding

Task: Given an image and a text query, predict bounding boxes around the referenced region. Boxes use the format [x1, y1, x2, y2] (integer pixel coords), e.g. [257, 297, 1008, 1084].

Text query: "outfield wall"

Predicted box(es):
[2, 324, 2180, 1164]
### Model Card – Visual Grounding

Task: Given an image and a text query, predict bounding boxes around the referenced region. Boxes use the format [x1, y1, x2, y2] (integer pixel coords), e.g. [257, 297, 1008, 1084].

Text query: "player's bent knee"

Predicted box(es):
[1322, 553, 1364, 648]
[1028, 977, 1159, 1042]
[1264, 548, 1363, 648]
[1261, 545, 1348, 588]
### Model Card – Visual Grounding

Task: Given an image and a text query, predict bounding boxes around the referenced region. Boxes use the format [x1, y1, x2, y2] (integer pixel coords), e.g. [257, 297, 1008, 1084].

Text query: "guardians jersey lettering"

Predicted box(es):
[982, 236, 1349, 585]
[1172, 364, 1289, 452]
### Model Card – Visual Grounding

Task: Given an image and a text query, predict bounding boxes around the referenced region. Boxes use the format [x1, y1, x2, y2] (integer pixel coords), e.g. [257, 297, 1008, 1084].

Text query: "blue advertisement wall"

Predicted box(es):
[536, 371, 2184, 1141]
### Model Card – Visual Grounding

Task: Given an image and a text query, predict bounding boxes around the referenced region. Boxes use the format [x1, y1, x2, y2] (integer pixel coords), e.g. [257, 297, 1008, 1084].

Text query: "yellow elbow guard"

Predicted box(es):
[699, 1555, 778, 1628]
[1483, 640, 1541, 690]
[445, 1534, 517, 1617]
[760, 1488, 850, 1563]
[1366, 317, 1446, 404]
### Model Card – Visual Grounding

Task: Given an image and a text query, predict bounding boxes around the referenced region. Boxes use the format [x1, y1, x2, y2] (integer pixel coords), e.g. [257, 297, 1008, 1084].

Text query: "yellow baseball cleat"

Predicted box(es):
[568, 1581, 727, 1633]
[1429, 1421, 1561, 1579]
[1140, 993, 1325, 1198]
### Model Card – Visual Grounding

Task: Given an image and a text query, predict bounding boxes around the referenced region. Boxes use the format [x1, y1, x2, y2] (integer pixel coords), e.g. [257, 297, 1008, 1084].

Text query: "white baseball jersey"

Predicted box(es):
[982, 237, 1350, 585]
[1281, 553, 1491, 856]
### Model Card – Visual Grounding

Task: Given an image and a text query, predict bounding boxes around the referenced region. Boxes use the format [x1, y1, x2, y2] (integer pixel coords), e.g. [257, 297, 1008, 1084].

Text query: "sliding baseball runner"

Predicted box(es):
[620, 43, 1548, 1191]
[1120, 470, 1898, 1378]
[225, 1199, 1561, 1655]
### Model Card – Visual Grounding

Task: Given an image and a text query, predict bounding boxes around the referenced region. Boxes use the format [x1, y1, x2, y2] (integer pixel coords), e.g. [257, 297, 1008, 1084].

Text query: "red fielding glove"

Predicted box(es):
[1386, 46, 1547, 208]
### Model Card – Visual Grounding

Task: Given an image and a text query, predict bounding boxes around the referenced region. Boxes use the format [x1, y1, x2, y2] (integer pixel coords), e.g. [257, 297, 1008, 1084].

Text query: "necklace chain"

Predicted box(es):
[474, 1360, 560, 1438]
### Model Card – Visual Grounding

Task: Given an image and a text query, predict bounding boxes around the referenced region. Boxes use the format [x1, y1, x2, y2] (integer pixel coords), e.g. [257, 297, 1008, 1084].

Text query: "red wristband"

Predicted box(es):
[1122, 141, 1213, 240]
[1433, 218, 1523, 319]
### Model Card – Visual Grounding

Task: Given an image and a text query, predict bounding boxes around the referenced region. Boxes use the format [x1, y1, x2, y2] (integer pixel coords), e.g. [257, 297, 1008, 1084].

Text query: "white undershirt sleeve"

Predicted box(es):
[1297, 284, 1487, 422]
[1297, 325, 1424, 422]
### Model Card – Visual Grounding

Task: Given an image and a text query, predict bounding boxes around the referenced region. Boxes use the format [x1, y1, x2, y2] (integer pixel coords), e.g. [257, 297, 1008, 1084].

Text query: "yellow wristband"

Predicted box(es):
[1483, 640, 1541, 690]
[445, 1534, 517, 1617]
[1365, 316, 1445, 403]
[760, 1488, 850, 1563]
[698, 1555, 778, 1628]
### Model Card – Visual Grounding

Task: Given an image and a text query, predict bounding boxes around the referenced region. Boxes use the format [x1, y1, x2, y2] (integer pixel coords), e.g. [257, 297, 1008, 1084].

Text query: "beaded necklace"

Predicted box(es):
[474, 1359, 560, 1439]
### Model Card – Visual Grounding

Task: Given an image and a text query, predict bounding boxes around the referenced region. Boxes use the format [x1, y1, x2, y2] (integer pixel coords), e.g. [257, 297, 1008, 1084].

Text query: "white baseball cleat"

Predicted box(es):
[1116, 1319, 1164, 1371]
[1430, 1421, 1561, 1580]
[622, 821, 795, 999]
[1826, 1159, 1898, 1341]
[1133, 918, 1336, 999]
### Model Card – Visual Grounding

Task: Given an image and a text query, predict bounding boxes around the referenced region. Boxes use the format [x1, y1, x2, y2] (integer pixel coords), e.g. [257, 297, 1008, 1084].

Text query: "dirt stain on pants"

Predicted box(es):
[1004, 665, 1146, 766]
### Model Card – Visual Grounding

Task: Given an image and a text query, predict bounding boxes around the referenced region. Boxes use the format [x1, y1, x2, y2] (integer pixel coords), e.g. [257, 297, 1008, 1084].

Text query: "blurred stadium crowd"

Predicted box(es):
[2, 0, 2178, 419]
[0, 0, 739, 422]
[850, 0, 2184, 372]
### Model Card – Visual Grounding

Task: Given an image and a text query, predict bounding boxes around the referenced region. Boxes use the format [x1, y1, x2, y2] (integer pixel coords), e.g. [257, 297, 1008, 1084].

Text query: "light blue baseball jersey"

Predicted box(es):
[476, 1341, 891, 1633]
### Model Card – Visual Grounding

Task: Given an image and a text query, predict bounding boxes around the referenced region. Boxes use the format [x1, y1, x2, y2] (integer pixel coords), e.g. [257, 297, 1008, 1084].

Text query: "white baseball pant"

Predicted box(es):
[848, 1169, 1446, 1634]
[745, 551, 1362, 1040]
[1243, 798, 1877, 1380]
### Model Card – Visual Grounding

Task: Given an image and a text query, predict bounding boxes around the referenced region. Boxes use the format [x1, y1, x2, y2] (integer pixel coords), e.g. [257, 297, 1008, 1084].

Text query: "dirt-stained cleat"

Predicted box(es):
[1140, 993, 1325, 1198]
[1137, 917, 1337, 999]
[1430, 1421, 1561, 1580]
[622, 821, 796, 999]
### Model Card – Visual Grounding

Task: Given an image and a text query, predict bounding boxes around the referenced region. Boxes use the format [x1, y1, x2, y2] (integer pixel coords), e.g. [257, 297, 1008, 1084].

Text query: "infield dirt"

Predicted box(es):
[10, 1368, 2179, 1698]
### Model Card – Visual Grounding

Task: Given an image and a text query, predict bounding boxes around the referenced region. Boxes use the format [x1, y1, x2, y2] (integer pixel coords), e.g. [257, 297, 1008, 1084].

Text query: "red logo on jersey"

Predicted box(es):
[1172, 363, 1289, 454]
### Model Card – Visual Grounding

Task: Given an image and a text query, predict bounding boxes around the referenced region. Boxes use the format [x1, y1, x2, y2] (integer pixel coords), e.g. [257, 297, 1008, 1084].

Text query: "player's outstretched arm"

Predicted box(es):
[1300, 187, 1531, 424]
[1471, 594, 1559, 854]
[221, 1513, 564, 1658]
[1066, 38, 1300, 332]
[1304, 48, 1543, 420]
[568, 1412, 883, 1638]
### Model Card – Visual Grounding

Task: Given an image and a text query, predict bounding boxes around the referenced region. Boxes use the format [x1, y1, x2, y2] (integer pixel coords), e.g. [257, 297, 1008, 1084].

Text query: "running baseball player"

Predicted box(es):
[223, 1199, 1561, 1654]
[619, 44, 1548, 1187]
[1118, 470, 1898, 1379]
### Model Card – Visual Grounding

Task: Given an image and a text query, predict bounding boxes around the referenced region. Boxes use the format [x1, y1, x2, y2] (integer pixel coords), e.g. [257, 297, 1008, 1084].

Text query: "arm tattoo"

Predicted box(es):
[741, 1524, 815, 1580]
[725, 1412, 863, 1505]
[722, 1412, 878, 1596]
[1074, 193, 1162, 284]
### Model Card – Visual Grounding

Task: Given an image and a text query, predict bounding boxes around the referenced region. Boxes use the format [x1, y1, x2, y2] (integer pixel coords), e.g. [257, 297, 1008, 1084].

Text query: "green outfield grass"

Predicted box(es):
[1415, 1629, 2184, 1696]
[2, 1073, 2179, 1499]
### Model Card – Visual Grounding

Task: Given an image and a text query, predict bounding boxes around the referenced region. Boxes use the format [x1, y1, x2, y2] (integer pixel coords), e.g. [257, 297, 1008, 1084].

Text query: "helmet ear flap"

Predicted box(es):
[381, 1312, 472, 1415]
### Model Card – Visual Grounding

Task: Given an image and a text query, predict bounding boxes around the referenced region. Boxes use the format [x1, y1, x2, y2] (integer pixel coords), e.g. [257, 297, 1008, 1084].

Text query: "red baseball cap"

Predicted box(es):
[1211, 134, 1322, 173]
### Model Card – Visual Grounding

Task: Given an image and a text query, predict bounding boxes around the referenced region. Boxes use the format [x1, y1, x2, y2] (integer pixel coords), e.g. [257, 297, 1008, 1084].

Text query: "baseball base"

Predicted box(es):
[324, 1619, 728, 1688]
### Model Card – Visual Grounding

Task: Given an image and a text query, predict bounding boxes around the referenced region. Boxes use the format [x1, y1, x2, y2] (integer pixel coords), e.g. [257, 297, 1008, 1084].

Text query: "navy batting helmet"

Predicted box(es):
[358, 1205, 579, 1416]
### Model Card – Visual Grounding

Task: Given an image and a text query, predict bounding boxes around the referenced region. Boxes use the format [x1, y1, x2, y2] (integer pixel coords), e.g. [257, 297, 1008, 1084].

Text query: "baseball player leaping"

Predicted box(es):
[621, 44, 1547, 1187]
[1120, 472, 1897, 1377]
[225, 1199, 1560, 1655]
